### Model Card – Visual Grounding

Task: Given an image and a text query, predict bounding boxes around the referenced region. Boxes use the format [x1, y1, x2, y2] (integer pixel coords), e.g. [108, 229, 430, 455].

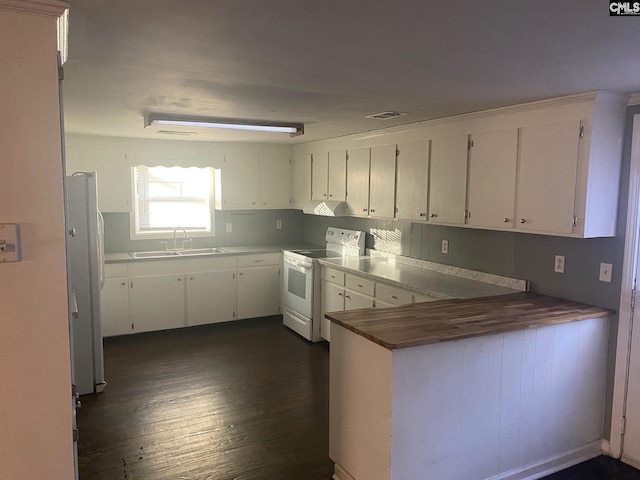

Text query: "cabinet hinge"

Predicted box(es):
[395, 206, 399, 214]
[73, 428, 79, 442]
[579, 125, 584, 138]
[346, 153, 349, 160]
[396, 148, 400, 157]
[58, 65, 64, 81]
[233, 273, 235, 279]
[131, 323, 134, 330]
[572, 215, 578, 228]
[622, 416, 627, 434]
[468, 139, 474, 149]
[233, 311, 236, 318]
[278, 269, 281, 276]
[130, 281, 133, 288]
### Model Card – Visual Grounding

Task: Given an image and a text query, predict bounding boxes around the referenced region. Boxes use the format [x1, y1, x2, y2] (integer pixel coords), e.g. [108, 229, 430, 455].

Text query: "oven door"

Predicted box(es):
[282, 255, 313, 318]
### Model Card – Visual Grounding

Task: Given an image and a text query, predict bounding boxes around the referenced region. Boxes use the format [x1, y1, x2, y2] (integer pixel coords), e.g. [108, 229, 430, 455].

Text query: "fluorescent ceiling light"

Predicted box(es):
[145, 114, 304, 137]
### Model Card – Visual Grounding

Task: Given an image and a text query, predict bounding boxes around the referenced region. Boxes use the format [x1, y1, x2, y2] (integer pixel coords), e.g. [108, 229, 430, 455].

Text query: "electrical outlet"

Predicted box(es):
[554, 255, 565, 274]
[276, 219, 282, 230]
[599, 263, 613, 282]
[225, 223, 233, 233]
[441, 239, 449, 254]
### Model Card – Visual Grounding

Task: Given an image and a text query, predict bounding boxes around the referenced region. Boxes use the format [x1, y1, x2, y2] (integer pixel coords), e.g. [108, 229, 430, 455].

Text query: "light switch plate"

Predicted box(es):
[441, 239, 449, 254]
[599, 263, 613, 282]
[276, 219, 282, 230]
[0, 223, 22, 263]
[225, 223, 233, 233]
[554, 255, 565, 273]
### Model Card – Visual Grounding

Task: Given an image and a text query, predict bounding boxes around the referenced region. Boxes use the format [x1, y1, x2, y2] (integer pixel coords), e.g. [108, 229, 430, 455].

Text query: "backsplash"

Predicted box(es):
[103, 209, 306, 254]
[301, 215, 622, 311]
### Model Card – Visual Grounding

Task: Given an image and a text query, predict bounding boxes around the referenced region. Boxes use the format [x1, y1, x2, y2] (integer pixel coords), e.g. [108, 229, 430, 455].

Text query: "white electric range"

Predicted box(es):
[282, 227, 366, 341]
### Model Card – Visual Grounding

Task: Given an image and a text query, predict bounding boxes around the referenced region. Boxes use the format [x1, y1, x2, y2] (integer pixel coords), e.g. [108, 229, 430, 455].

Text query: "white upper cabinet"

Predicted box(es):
[259, 153, 291, 209]
[67, 147, 131, 212]
[328, 150, 347, 201]
[346, 148, 371, 216]
[429, 134, 469, 225]
[369, 145, 397, 219]
[312, 152, 329, 200]
[395, 141, 429, 221]
[291, 153, 312, 208]
[217, 153, 260, 209]
[216, 152, 291, 210]
[515, 120, 581, 235]
[467, 129, 518, 229]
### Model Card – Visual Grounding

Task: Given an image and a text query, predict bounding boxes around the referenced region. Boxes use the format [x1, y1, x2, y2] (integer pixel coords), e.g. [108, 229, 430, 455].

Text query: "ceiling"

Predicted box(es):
[62, 0, 640, 144]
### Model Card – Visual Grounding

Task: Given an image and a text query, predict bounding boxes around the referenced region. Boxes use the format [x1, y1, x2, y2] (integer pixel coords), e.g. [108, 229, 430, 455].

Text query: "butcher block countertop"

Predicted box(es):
[325, 292, 613, 350]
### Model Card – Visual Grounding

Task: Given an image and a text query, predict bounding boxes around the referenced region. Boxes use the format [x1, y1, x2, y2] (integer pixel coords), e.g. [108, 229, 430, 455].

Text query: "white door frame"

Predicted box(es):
[611, 114, 640, 457]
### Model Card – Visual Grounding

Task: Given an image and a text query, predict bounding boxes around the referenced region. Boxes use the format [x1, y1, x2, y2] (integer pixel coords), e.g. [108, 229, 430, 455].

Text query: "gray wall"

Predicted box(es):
[103, 208, 305, 253]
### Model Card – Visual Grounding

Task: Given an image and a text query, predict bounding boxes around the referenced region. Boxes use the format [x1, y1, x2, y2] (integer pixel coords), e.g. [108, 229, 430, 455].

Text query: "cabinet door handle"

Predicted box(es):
[520, 219, 526, 224]
[390, 295, 398, 299]
[357, 283, 363, 288]
[262, 202, 266, 205]
[504, 218, 511, 223]
[419, 212, 426, 217]
[363, 208, 368, 212]
[338, 292, 343, 297]
[120, 282, 126, 286]
[190, 277, 194, 280]
[323, 193, 327, 197]
[254, 259, 263, 263]
[370, 209, 376, 213]
[345, 295, 351, 299]
[177, 277, 182, 281]
[430, 213, 438, 218]
[239, 272, 244, 276]
[329, 194, 333, 197]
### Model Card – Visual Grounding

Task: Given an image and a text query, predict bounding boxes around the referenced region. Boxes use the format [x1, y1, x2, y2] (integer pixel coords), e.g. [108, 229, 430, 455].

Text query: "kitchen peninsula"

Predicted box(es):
[326, 292, 612, 480]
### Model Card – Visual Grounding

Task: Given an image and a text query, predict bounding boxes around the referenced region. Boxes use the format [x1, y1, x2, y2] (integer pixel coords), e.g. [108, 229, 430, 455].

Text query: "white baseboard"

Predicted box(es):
[333, 463, 356, 480]
[487, 441, 602, 480]
[601, 439, 611, 456]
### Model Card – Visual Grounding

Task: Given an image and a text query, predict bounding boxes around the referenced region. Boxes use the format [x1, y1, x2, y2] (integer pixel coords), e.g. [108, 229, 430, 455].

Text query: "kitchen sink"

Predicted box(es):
[129, 250, 181, 259]
[129, 248, 227, 259]
[177, 248, 227, 256]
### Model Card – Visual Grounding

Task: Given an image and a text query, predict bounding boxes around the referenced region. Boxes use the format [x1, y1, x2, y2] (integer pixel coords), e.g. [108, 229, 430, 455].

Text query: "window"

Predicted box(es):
[131, 165, 214, 239]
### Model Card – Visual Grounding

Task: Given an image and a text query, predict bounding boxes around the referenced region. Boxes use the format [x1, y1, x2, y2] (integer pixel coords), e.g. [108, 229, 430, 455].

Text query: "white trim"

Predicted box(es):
[611, 115, 640, 457]
[629, 93, 640, 106]
[486, 441, 602, 480]
[0, 0, 67, 17]
[622, 454, 640, 470]
[602, 439, 612, 455]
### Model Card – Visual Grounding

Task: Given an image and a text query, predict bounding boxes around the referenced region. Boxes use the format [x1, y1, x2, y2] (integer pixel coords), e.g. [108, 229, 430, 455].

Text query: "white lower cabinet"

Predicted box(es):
[321, 282, 346, 342]
[101, 276, 131, 337]
[130, 274, 186, 333]
[344, 290, 374, 310]
[186, 271, 236, 326]
[236, 253, 282, 320]
[102, 254, 283, 336]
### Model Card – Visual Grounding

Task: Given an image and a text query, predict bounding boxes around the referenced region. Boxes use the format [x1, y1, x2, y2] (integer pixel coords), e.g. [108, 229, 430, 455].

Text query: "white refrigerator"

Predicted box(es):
[67, 172, 106, 395]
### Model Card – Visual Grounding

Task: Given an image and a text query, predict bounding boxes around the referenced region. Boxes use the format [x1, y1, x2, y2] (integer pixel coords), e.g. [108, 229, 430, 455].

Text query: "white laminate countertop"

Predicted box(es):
[105, 243, 321, 264]
[318, 256, 524, 300]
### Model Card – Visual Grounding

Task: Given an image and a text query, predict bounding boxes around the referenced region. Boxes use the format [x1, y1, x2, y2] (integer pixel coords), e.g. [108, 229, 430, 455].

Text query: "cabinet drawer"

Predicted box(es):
[104, 263, 128, 278]
[236, 253, 281, 268]
[375, 283, 413, 305]
[322, 267, 345, 286]
[345, 274, 375, 296]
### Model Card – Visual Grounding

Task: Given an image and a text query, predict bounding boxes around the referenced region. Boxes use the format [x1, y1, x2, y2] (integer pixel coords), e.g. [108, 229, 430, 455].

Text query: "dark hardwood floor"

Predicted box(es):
[78, 316, 640, 480]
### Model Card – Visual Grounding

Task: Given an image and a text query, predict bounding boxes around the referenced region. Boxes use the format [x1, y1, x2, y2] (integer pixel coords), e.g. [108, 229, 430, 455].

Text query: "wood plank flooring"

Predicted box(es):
[78, 316, 640, 480]
[77, 317, 333, 480]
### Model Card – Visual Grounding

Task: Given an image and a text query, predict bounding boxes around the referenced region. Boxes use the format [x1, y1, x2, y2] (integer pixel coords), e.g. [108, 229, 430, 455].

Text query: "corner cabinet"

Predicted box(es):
[215, 153, 291, 210]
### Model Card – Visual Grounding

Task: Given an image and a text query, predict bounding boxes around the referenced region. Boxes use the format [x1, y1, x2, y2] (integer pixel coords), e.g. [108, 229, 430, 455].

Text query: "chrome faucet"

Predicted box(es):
[173, 226, 191, 250]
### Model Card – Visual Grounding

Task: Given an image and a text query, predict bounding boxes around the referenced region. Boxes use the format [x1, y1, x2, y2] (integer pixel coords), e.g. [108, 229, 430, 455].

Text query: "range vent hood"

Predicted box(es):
[302, 200, 349, 217]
